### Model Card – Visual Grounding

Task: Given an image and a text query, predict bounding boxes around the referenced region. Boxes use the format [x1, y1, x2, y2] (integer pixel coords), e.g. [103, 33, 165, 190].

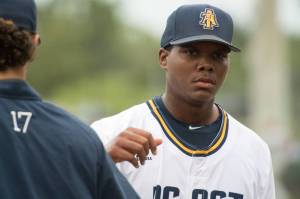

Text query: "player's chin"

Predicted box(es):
[190, 89, 215, 102]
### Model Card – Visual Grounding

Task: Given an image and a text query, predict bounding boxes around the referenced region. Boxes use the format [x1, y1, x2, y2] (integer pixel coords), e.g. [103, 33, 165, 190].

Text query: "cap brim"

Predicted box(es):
[169, 35, 241, 52]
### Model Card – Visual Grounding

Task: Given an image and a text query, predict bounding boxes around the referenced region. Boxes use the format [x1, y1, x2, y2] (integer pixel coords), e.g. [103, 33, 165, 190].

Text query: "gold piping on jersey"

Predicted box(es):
[147, 99, 228, 156]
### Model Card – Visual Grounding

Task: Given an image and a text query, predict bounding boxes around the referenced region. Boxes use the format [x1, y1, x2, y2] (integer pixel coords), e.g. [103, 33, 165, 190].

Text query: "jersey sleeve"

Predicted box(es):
[91, 103, 148, 148]
[91, 110, 134, 147]
[95, 137, 140, 199]
[91, 119, 117, 146]
[259, 146, 276, 199]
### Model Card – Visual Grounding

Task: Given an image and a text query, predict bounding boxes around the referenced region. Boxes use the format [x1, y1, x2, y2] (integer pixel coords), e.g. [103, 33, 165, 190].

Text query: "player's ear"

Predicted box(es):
[159, 48, 169, 70]
[32, 34, 41, 46]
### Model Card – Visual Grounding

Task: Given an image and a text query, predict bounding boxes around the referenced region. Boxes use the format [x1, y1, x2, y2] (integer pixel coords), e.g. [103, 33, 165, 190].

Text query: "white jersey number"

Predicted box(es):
[11, 111, 32, 134]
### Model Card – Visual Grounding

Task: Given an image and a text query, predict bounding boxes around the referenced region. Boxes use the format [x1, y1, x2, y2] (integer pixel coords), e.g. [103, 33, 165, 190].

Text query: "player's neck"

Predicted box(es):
[0, 66, 27, 80]
[162, 94, 219, 125]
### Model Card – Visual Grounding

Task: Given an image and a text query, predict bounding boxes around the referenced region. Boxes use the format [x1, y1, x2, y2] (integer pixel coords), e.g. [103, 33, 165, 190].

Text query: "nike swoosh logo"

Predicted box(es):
[188, 125, 204, 130]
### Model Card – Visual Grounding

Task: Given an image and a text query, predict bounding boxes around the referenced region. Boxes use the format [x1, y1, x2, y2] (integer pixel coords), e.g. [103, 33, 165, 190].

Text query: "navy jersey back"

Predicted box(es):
[0, 79, 139, 199]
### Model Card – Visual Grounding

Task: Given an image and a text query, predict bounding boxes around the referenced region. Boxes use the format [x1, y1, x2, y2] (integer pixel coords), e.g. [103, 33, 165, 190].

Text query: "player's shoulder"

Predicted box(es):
[91, 102, 149, 129]
[226, 112, 274, 184]
[227, 112, 271, 153]
[42, 101, 101, 146]
[90, 102, 150, 145]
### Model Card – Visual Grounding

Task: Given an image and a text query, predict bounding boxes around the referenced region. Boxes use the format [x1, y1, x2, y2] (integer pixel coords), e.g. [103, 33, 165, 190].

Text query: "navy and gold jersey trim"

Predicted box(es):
[147, 99, 229, 157]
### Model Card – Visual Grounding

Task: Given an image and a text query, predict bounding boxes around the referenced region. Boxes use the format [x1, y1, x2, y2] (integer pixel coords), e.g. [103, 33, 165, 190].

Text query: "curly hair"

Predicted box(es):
[0, 18, 36, 71]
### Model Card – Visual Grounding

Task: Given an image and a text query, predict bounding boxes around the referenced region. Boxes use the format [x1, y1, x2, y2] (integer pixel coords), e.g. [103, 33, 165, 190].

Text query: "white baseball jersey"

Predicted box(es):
[91, 99, 275, 199]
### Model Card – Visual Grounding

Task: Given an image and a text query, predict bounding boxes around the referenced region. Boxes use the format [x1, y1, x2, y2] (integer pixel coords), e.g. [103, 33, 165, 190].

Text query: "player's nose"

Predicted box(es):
[196, 62, 214, 72]
[195, 55, 214, 72]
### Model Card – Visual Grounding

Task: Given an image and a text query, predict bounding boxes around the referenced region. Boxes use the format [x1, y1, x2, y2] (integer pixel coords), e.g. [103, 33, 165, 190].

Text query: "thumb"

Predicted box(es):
[152, 139, 163, 155]
[151, 139, 163, 155]
[155, 138, 163, 146]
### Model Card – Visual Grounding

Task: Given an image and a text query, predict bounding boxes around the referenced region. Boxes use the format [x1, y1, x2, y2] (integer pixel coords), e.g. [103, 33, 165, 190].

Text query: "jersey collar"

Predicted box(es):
[147, 98, 229, 157]
[0, 79, 42, 101]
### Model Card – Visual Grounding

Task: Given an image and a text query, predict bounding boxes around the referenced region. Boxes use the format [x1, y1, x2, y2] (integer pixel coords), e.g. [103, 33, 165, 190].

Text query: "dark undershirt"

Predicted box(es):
[154, 96, 223, 150]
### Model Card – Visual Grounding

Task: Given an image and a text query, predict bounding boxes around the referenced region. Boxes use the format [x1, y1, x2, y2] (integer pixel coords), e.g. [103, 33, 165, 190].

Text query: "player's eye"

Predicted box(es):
[212, 51, 228, 61]
[182, 47, 198, 57]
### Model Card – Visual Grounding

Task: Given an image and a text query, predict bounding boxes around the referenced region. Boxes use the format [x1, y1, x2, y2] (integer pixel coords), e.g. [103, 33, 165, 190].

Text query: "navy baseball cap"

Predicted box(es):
[161, 4, 240, 52]
[0, 0, 37, 32]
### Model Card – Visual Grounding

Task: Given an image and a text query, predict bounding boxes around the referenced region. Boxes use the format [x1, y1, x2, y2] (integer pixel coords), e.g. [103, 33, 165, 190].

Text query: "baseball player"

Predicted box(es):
[91, 4, 276, 199]
[0, 0, 139, 198]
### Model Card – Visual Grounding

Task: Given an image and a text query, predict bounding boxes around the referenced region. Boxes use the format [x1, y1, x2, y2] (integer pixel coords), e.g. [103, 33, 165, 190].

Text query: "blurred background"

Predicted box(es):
[32, 0, 299, 198]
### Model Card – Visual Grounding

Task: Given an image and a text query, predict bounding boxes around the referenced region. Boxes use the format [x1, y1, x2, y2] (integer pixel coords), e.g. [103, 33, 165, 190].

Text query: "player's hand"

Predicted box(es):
[107, 127, 162, 168]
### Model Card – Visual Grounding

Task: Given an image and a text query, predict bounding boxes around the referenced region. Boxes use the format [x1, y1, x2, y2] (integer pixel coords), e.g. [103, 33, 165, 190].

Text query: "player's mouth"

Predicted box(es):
[192, 77, 216, 89]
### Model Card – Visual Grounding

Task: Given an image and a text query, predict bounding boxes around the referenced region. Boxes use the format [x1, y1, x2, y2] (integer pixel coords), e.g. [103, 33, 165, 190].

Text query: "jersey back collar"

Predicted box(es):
[0, 79, 41, 101]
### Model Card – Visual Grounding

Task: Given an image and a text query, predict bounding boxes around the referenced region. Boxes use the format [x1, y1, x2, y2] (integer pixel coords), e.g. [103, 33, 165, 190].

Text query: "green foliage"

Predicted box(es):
[29, 0, 122, 96]
[289, 37, 300, 138]
[281, 158, 300, 199]
[29, 0, 163, 120]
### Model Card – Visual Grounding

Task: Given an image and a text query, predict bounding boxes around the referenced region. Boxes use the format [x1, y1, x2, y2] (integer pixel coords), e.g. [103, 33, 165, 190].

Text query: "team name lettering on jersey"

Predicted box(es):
[153, 185, 243, 199]
[136, 156, 152, 161]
